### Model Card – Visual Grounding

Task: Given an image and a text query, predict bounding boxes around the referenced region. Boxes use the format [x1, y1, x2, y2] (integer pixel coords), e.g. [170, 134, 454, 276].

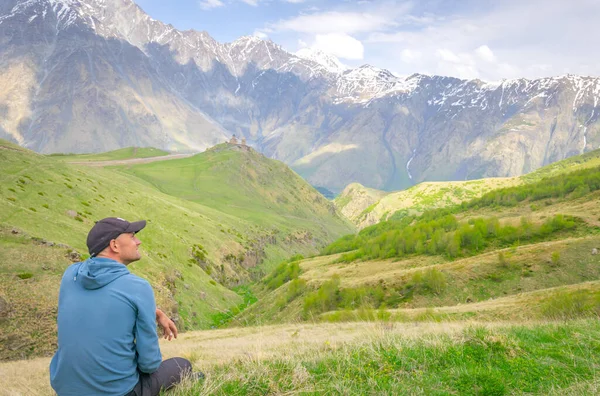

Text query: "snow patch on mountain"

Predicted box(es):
[5, 0, 600, 114]
[295, 48, 346, 74]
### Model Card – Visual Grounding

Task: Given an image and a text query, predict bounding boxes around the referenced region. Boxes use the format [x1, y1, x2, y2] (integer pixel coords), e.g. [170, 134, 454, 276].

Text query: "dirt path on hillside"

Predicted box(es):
[67, 153, 195, 167]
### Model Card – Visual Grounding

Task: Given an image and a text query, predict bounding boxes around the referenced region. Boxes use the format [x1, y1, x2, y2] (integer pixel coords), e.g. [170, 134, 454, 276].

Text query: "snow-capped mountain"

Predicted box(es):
[0, 0, 599, 192]
[295, 47, 346, 74]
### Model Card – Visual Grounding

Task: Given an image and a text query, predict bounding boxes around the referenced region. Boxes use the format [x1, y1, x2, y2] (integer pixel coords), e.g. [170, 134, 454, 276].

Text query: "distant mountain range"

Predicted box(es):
[1, 0, 599, 193]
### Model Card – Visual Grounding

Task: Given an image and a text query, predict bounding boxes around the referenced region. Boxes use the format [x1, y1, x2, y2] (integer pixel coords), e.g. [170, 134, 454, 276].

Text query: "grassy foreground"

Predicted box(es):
[177, 320, 600, 395]
[2, 320, 600, 395]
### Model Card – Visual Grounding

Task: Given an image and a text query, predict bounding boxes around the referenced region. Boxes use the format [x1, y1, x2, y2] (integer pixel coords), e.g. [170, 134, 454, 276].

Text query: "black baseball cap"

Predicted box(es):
[87, 217, 146, 257]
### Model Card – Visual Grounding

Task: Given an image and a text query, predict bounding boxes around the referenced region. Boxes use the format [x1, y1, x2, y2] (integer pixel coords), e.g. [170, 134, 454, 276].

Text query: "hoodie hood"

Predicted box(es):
[75, 257, 130, 290]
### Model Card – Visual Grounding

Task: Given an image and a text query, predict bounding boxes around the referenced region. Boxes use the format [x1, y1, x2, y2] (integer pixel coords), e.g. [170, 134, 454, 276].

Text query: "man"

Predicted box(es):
[50, 217, 194, 396]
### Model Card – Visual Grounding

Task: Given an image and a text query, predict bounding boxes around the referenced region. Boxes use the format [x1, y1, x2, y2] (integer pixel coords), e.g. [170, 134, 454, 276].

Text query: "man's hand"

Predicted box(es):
[156, 308, 178, 341]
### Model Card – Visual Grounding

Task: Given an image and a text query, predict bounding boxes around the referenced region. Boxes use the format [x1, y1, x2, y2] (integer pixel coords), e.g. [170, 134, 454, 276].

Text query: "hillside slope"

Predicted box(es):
[339, 148, 600, 229]
[114, 143, 354, 274]
[236, 164, 600, 326]
[0, 141, 352, 360]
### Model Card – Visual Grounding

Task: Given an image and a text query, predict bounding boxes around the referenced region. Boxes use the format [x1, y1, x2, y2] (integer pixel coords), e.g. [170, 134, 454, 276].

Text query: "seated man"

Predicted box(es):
[50, 217, 194, 396]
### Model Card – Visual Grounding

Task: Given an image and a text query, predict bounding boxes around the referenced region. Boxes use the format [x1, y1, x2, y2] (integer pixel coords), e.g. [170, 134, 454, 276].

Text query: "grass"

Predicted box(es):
[0, 143, 352, 359]
[156, 319, 600, 395]
[339, 178, 521, 228]
[238, 175, 600, 326]
[339, 148, 600, 230]
[5, 319, 600, 395]
[522, 148, 600, 183]
[113, 144, 353, 274]
[2, 144, 600, 394]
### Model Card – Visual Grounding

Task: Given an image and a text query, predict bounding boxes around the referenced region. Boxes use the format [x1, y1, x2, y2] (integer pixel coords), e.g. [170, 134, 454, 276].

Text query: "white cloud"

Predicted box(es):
[198, 0, 224, 10]
[256, 0, 600, 80]
[400, 49, 421, 63]
[313, 33, 364, 60]
[240, 0, 259, 6]
[436, 49, 461, 63]
[363, 0, 600, 80]
[269, 10, 400, 35]
[253, 30, 269, 39]
[475, 45, 496, 63]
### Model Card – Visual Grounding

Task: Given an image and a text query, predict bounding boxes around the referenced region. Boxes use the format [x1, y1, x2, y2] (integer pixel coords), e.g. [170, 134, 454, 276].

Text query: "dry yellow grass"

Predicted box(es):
[0, 320, 498, 396]
[319, 280, 600, 322]
[300, 236, 597, 288]
[459, 190, 600, 227]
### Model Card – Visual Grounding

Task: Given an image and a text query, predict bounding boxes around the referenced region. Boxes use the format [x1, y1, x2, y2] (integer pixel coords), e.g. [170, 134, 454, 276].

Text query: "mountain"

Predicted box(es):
[295, 47, 346, 73]
[1, 0, 599, 193]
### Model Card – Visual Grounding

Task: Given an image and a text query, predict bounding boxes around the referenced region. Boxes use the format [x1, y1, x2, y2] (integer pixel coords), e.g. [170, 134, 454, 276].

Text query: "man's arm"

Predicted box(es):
[156, 309, 178, 341]
[135, 282, 162, 373]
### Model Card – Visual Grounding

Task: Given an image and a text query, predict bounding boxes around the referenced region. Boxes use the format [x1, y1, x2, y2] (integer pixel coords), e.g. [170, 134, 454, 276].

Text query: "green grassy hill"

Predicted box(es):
[337, 148, 600, 229]
[115, 144, 350, 271]
[235, 161, 600, 327]
[338, 178, 521, 229]
[522, 148, 600, 183]
[0, 141, 353, 360]
[3, 142, 600, 394]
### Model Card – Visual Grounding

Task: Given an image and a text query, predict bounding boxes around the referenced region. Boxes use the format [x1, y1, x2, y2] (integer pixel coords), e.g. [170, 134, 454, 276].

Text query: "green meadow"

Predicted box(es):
[2, 138, 600, 395]
[0, 139, 352, 360]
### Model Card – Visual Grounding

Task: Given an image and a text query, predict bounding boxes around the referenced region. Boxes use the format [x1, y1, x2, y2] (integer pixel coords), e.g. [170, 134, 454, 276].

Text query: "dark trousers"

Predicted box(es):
[125, 357, 192, 396]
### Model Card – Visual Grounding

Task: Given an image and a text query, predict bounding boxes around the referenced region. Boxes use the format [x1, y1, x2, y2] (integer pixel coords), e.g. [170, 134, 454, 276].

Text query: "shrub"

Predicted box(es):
[7, 197, 16, 202]
[286, 278, 307, 302]
[411, 268, 447, 295]
[29, 207, 37, 212]
[42, 204, 49, 209]
[303, 276, 341, 315]
[17, 273, 33, 280]
[264, 260, 302, 290]
[498, 252, 509, 268]
[551, 251, 561, 266]
[191, 244, 208, 262]
[541, 291, 597, 320]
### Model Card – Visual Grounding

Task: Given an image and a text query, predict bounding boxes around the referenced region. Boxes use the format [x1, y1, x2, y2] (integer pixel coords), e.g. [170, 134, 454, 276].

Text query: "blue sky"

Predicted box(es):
[134, 0, 600, 81]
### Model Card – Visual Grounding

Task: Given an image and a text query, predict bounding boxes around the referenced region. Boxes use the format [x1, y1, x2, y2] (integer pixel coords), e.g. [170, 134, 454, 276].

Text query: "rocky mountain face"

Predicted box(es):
[1, 0, 599, 193]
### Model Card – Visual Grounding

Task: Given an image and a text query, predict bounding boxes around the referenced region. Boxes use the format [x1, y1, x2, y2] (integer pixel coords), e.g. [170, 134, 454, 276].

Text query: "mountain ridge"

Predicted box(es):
[1, 0, 599, 193]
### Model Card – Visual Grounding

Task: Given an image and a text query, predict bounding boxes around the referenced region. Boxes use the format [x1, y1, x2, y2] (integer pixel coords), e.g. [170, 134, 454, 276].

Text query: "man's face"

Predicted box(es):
[114, 232, 142, 265]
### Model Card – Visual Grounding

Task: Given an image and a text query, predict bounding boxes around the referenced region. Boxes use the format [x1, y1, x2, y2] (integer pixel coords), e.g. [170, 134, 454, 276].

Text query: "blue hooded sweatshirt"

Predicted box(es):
[50, 257, 162, 396]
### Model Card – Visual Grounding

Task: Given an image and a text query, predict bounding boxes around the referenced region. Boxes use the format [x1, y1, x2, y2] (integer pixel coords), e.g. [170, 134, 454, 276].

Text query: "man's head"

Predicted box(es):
[86, 217, 146, 265]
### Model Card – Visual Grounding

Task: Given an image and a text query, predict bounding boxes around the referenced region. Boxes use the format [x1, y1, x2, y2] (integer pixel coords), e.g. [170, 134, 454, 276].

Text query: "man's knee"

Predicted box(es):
[169, 357, 192, 375]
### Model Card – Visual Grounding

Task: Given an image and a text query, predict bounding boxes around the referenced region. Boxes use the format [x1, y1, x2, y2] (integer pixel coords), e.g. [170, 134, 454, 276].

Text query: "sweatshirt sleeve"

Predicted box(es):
[134, 280, 162, 373]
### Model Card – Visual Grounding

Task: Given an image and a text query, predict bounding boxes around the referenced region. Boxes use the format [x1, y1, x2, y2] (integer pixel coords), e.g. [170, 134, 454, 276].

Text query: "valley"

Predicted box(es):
[1, 0, 600, 393]
[1, 141, 600, 395]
